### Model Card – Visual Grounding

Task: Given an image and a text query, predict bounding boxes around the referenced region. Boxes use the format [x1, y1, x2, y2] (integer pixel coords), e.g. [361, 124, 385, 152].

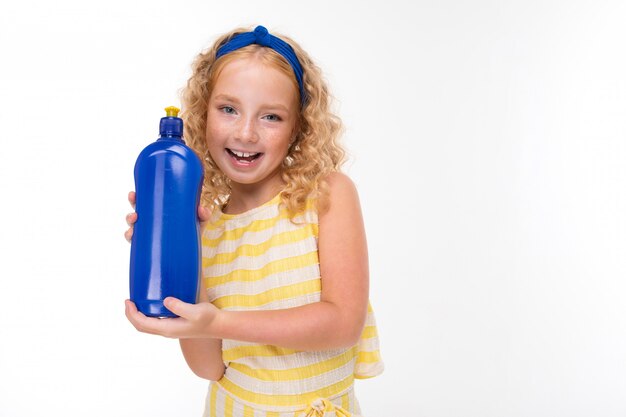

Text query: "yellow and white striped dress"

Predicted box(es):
[201, 192, 383, 417]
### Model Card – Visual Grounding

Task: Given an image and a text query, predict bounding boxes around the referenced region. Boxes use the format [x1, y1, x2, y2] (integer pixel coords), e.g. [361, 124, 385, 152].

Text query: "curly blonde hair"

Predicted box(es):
[180, 26, 345, 217]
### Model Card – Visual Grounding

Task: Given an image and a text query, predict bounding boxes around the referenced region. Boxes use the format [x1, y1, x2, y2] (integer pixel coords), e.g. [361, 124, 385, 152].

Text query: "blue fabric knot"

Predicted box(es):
[253, 25, 272, 46]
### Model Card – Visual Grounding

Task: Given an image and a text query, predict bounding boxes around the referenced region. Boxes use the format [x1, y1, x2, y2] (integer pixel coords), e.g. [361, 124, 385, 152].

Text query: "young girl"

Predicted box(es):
[124, 25, 383, 417]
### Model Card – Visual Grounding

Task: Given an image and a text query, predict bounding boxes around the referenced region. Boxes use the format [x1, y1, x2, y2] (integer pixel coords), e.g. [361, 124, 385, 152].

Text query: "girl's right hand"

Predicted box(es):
[123, 191, 211, 243]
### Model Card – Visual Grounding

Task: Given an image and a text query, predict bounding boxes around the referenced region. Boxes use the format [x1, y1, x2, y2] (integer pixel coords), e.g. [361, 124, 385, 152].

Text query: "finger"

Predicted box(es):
[124, 228, 133, 243]
[164, 297, 196, 320]
[198, 205, 210, 223]
[128, 191, 136, 209]
[125, 300, 160, 335]
[126, 212, 137, 226]
[125, 299, 145, 330]
[125, 299, 146, 327]
[126, 212, 137, 227]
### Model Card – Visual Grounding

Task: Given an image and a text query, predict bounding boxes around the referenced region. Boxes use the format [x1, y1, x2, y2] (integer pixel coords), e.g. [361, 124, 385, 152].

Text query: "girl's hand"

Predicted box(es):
[123, 191, 211, 243]
[124, 191, 137, 243]
[125, 297, 222, 339]
[124, 192, 215, 336]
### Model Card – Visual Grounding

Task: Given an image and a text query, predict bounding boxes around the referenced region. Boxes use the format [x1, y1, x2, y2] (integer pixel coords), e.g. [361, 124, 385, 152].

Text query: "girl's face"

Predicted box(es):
[206, 57, 299, 195]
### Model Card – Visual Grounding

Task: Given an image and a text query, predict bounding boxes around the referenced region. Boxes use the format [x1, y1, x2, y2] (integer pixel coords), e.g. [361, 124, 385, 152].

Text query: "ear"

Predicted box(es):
[290, 116, 302, 144]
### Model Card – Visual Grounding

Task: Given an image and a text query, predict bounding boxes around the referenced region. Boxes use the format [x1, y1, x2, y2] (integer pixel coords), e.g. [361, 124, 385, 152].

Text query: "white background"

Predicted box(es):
[1, 1, 625, 416]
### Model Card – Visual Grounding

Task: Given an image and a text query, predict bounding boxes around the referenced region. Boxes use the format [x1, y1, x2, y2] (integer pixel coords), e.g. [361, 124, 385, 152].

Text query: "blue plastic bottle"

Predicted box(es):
[130, 106, 204, 318]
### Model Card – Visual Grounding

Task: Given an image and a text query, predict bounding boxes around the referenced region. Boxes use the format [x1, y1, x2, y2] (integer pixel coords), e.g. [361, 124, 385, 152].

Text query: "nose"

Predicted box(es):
[234, 116, 259, 143]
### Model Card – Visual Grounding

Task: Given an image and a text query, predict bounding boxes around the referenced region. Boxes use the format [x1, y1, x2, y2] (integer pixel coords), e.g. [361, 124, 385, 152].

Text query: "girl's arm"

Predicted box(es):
[126, 173, 370, 351]
[178, 278, 225, 381]
[179, 338, 224, 381]
[215, 172, 369, 350]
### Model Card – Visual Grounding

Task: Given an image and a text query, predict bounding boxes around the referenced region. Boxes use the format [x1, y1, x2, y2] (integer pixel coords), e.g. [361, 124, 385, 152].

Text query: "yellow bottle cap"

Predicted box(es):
[164, 106, 180, 117]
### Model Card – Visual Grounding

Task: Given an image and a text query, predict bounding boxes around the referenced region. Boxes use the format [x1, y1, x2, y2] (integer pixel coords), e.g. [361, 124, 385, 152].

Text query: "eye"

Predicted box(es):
[220, 106, 236, 114]
[263, 114, 282, 122]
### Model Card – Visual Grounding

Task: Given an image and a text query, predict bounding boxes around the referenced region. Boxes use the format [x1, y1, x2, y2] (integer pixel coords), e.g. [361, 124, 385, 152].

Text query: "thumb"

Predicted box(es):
[164, 297, 196, 319]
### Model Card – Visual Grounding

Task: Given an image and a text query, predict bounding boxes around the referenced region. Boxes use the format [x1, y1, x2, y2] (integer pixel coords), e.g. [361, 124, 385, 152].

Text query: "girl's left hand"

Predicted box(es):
[125, 297, 222, 339]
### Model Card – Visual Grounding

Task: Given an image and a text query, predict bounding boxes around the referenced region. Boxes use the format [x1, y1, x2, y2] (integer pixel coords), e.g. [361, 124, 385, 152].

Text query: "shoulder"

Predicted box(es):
[319, 172, 362, 220]
[324, 171, 357, 192]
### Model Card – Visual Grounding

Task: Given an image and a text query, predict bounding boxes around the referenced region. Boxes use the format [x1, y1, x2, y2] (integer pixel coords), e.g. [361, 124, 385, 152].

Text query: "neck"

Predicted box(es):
[225, 172, 285, 214]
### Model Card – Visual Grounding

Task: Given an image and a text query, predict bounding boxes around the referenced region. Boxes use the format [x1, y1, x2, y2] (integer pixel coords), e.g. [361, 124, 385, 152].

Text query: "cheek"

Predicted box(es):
[269, 137, 292, 159]
[205, 120, 228, 147]
[206, 108, 229, 133]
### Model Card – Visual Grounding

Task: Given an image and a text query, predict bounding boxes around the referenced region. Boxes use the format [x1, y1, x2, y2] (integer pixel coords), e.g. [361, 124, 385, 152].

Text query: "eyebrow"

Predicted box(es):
[212, 94, 240, 103]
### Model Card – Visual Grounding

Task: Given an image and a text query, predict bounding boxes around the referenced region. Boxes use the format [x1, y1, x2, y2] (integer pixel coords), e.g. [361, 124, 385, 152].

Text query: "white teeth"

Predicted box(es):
[231, 149, 259, 158]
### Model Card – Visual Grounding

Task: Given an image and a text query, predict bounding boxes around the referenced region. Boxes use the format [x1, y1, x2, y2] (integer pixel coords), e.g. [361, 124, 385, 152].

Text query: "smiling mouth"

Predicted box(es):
[226, 148, 263, 163]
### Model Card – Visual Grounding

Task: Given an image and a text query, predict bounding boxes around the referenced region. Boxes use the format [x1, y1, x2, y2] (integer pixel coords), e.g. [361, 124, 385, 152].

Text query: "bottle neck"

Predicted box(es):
[158, 134, 184, 141]
[159, 116, 183, 140]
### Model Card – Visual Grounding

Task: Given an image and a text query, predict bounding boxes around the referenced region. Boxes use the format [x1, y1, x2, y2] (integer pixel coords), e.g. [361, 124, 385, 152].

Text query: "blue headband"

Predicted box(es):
[215, 25, 307, 106]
